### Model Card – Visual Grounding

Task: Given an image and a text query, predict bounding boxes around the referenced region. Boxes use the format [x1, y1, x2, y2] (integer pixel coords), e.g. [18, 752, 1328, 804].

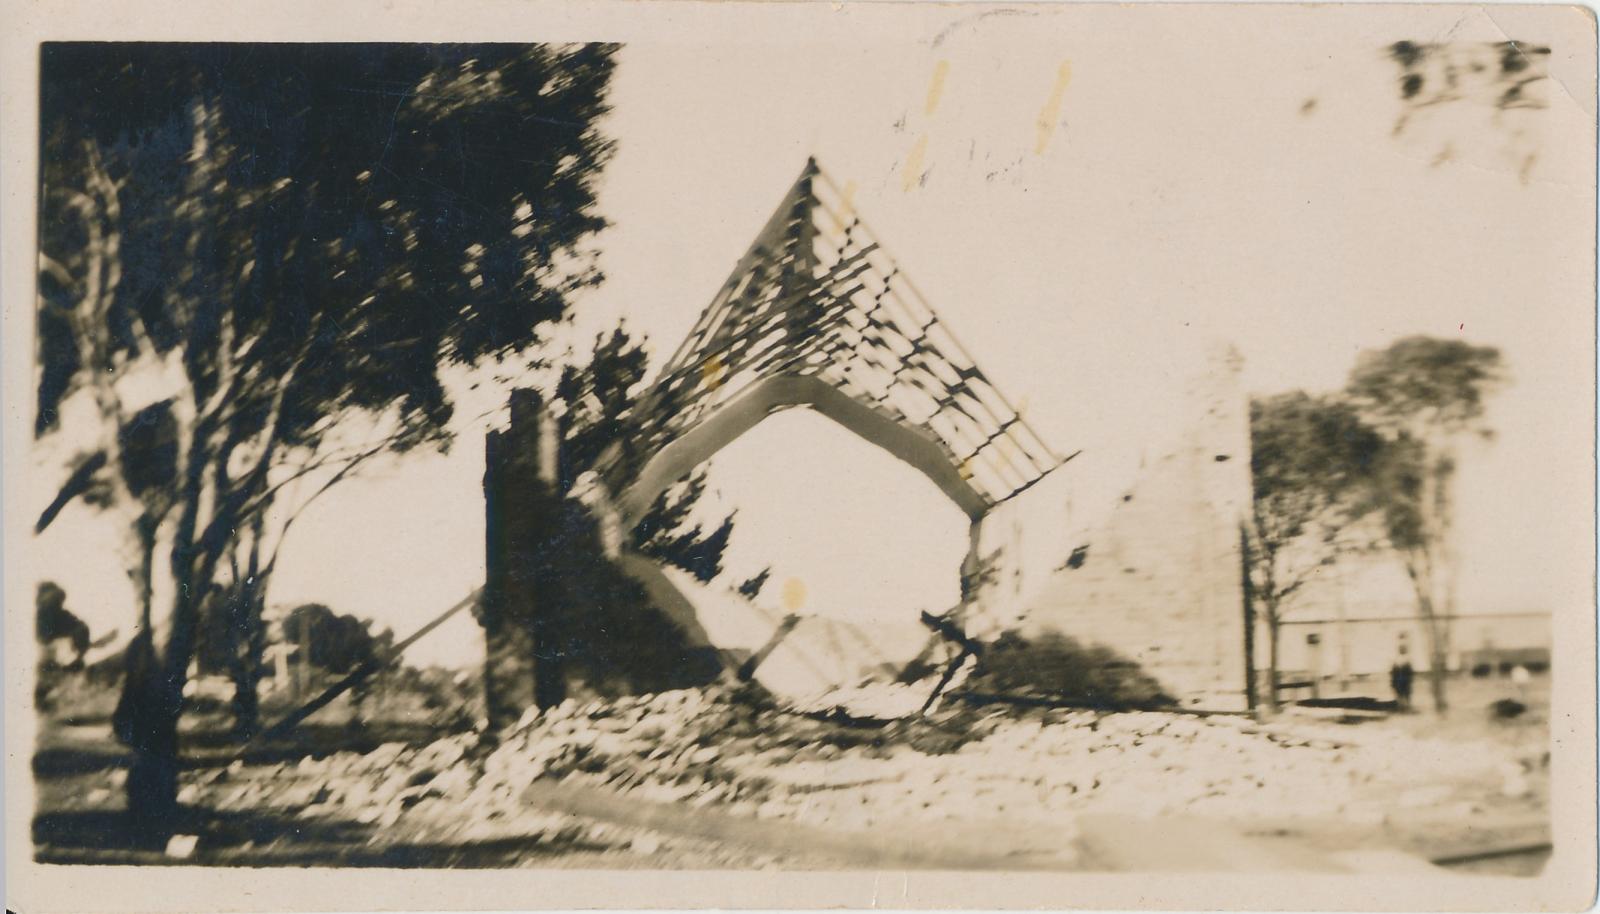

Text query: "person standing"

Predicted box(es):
[1390, 647, 1415, 712]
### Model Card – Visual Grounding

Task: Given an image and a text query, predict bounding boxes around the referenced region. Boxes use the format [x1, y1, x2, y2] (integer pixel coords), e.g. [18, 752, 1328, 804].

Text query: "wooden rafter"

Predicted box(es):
[602, 158, 1066, 510]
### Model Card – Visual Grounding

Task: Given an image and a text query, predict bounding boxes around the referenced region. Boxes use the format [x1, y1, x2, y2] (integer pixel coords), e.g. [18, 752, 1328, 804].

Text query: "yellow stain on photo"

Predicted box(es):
[780, 577, 808, 611]
[1035, 61, 1072, 155]
[924, 59, 950, 116]
[700, 353, 726, 390]
[829, 179, 858, 234]
[902, 134, 928, 192]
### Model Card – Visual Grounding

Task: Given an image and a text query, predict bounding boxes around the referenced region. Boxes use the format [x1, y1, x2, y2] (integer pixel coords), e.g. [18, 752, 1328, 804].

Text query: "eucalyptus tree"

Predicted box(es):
[1345, 336, 1505, 712]
[36, 42, 618, 831]
[1246, 392, 1386, 709]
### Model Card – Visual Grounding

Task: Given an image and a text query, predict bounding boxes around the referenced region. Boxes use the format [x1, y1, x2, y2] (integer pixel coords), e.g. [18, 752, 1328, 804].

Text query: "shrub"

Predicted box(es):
[1490, 698, 1527, 719]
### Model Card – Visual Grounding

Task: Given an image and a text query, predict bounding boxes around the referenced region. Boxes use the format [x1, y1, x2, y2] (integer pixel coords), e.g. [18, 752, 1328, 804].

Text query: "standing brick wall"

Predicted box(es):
[977, 346, 1254, 710]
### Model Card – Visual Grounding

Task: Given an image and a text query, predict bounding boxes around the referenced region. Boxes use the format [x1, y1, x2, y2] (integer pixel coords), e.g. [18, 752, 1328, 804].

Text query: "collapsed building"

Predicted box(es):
[478, 159, 1255, 729]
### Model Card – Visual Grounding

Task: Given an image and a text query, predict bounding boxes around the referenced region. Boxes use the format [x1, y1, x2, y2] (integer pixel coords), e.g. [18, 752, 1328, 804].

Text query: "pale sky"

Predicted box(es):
[32, 7, 1596, 668]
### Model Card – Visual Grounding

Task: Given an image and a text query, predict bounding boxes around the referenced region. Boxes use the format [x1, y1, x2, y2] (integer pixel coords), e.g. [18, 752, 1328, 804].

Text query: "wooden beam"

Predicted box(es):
[616, 374, 989, 526]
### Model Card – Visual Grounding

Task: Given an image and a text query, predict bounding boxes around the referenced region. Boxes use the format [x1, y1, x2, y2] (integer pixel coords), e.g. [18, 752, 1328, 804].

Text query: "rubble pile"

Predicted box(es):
[216, 690, 1528, 833]
[204, 732, 484, 826]
[176, 683, 1546, 864]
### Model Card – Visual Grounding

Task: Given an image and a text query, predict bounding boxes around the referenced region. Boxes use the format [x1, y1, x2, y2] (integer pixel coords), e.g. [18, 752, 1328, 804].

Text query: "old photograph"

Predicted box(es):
[5, 1, 1596, 910]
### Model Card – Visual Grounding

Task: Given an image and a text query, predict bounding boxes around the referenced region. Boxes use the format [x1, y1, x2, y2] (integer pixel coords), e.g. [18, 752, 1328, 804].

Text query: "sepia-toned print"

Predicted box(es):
[9, 3, 1596, 910]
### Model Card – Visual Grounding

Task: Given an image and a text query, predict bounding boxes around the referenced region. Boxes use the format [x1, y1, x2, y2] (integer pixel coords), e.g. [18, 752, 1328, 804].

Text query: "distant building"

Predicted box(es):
[1258, 552, 1551, 694]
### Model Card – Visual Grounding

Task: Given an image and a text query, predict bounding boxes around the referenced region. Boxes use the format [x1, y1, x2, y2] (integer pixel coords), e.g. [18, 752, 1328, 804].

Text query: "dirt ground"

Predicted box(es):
[31, 670, 1551, 873]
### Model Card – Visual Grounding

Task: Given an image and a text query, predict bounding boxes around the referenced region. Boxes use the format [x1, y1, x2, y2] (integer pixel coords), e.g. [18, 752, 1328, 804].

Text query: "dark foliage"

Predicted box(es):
[555, 325, 738, 582]
[283, 603, 394, 676]
[631, 474, 735, 583]
[1246, 390, 1393, 708]
[1490, 698, 1527, 720]
[40, 42, 617, 440]
[1345, 337, 1504, 716]
[35, 582, 84, 649]
[1347, 337, 1505, 438]
[38, 42, 619, 830]
[737, 567, 773, 600]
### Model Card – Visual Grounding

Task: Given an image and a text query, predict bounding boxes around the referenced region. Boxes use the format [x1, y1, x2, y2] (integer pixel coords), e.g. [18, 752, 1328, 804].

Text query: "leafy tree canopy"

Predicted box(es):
[1249, 391, 1387, 552]
[1340, 336, 1505, 713]
[38, 42, 619, 826]
[1246, 390, 1392, 707]
[283, 603, 394, 676]
[40, 42, 617, 456]
[1346, 336, 1505, 438]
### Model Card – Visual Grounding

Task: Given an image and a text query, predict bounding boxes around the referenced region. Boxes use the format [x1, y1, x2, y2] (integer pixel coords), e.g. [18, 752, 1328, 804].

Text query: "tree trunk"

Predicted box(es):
[1265, 607, 1282, 712]
[114, 630, 183, 839]
[113, 527, 187, 839]
[1403, 550, 1449, 713]
[1418, 595, 1449, 714]
[227, 578, 266, 741]
[1429, 449, 1459, 709]
[112, 494, 219, 837]
[227, 516, 268, 741]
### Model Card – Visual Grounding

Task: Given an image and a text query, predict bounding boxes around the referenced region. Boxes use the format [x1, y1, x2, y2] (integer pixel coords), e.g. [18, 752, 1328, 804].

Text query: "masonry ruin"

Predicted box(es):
[479, 159, 1254, 726]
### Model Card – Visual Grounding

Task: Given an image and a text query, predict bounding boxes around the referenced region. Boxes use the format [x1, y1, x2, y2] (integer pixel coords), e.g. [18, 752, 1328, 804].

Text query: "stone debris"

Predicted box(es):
[178, 685, 1545, 862]
[629, 831, 664, 855]
[787, 681, 941, 720]
[164, 834, 199, 859]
